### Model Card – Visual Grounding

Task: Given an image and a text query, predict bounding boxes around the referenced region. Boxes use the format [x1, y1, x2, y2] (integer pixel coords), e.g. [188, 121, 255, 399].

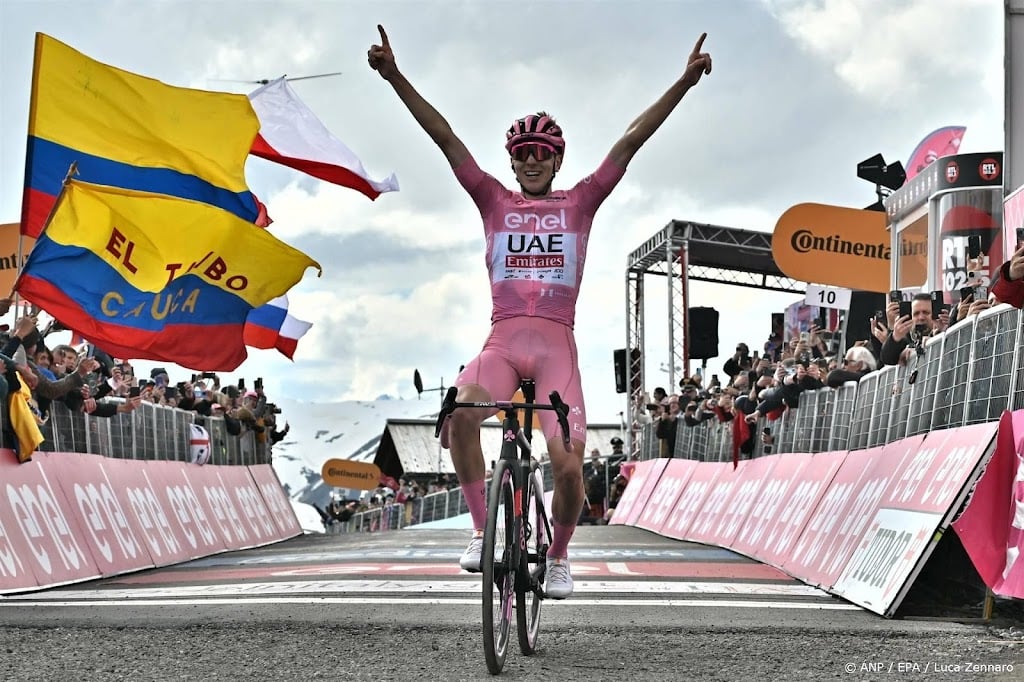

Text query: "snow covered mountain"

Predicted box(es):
[269, 395, 439, 509]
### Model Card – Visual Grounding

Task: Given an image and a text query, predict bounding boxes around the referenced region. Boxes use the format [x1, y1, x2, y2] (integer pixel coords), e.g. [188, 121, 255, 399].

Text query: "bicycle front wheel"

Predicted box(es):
[517, 463, 550, 655]
[482, 459, 516, 675]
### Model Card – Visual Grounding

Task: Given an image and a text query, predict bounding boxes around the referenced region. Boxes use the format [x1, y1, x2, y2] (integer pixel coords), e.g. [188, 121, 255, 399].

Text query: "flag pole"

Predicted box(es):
[11, 161, 78, 306]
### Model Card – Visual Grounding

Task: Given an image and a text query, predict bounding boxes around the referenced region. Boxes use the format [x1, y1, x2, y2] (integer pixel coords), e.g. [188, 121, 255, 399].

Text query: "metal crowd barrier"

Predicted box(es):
[19, 399, 269, 466]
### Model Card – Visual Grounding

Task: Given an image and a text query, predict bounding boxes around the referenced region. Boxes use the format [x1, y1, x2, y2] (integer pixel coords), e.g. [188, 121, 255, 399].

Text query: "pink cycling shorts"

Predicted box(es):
[456, 316, 586, 447]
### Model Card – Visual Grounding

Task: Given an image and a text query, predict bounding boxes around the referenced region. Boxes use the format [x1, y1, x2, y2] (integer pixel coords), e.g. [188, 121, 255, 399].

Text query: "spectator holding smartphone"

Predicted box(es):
[990, 243, 1024, 307]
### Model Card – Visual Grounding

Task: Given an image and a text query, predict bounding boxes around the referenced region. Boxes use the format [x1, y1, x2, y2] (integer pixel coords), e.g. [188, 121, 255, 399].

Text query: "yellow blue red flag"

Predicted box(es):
[21, 33, 261, 238]
[16, 182, 321, 371]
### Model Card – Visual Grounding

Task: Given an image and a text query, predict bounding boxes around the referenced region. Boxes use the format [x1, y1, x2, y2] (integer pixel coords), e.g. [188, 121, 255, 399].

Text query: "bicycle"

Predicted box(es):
[434, 379, 571, 675]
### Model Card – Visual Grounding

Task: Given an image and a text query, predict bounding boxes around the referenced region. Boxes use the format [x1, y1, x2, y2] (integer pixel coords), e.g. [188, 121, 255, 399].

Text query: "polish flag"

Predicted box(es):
[247, 78, 399, 200]
[243, 295, 312, 360]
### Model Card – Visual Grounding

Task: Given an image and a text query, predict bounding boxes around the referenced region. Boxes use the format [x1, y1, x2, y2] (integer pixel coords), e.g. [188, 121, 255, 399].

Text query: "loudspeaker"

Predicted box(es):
[688, 307, 719, 360]
[613, 348, 628, 393]
[613, 348, 641, 394]
[843, 290, 886, 349]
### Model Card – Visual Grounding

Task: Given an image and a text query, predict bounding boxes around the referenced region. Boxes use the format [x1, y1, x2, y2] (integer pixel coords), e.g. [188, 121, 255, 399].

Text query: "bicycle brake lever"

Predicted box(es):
[549, 390, 572, 447]
[433, 386, 460, 438]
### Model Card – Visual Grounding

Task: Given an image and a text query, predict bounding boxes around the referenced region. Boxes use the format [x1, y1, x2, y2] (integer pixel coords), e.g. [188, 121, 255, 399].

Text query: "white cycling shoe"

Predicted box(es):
[545, 557, 573, 599]
[460, 532, 484, 572]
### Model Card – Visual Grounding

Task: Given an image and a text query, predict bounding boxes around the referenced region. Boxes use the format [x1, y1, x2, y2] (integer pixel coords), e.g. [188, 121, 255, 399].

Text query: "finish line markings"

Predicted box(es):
[0, 596, 861, 610]
[2, 580, 832, 600]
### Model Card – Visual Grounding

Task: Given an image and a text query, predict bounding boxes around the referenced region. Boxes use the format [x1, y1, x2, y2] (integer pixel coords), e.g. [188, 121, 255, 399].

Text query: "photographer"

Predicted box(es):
[723, 343, 752, 380]
[880, 293, 942, 366]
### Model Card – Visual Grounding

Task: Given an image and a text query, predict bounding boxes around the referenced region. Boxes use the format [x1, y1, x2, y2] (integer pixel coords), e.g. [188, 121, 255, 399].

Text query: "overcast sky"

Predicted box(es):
[0, 0, 1005, 422]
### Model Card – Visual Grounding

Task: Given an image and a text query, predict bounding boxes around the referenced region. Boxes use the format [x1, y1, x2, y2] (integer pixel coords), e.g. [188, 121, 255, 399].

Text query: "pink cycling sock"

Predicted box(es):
[462, 479, 488, 531]
[548, 520, 576, 559]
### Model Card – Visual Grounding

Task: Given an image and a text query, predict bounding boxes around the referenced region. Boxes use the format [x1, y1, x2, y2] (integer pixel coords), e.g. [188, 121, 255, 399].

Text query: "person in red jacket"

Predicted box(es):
[991, 244, 1024, 307]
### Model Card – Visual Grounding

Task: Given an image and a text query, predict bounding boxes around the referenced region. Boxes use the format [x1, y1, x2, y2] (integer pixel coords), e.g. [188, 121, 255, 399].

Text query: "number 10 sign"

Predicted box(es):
[804, 284, 851, 311]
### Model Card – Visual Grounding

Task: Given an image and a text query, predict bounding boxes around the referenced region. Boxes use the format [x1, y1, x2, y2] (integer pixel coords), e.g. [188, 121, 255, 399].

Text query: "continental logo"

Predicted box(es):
[790, 230, 891, 260]
[326, 467, 375, 480]
[789, 230, 926, 259]
[321, 458, 382, 491]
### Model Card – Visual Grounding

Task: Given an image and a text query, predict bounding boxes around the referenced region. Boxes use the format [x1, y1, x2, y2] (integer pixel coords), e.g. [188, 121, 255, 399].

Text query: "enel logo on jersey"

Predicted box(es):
[503, 209, 569, 231]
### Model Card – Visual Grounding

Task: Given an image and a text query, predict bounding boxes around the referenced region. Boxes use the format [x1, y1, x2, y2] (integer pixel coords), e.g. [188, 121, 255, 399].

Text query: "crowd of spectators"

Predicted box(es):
[626, 254, 1016, 462]
[0, 303, 290, 463]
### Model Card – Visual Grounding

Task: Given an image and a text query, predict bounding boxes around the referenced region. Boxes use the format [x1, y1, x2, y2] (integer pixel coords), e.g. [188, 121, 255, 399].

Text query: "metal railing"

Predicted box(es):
[16, 399, 269, 466]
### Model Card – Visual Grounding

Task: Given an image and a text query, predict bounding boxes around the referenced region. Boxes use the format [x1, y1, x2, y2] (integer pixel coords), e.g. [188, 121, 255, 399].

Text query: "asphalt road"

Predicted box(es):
[0, 526, 1021, 681]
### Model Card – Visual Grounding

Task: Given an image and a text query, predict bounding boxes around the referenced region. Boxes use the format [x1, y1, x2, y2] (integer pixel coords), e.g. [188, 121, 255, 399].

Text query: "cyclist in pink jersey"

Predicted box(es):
[369, 24, 712, 598]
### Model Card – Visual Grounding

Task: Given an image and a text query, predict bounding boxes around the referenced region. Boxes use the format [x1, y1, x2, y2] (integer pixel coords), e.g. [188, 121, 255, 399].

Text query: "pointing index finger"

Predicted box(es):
[378, 24, 390, 47]
[692, 32, 707, 55]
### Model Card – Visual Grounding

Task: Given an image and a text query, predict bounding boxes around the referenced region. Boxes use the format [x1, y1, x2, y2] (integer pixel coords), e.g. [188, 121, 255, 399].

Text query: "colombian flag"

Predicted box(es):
[21, 34, 261, 238]
[16, 182, 321, 371]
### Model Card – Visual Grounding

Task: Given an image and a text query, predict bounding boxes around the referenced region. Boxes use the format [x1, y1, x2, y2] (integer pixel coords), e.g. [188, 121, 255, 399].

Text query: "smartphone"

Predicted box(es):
[960, 286, 974, 302]
[930, 291, 943, 318]
[800, 331, 809, 343]
[237, 378, 245, 390]
[201, 371, 217, 380]
[255, 377, 263, 391]
[165, 386, 178, 401]
[889, 290, 902, 305]
[976, 284, 989, 300]
[762, 427, 772, 436]
[899, 300, 912, 318]
[967, 234, 982, 260]
[873, 310, 885, 325]
[129, 386, 141, 398]
[1016, 228, 1024, 249]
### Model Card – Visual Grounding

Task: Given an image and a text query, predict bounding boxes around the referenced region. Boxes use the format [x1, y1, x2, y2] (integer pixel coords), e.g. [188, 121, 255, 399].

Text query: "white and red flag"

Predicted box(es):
[248, 77, 399, 200]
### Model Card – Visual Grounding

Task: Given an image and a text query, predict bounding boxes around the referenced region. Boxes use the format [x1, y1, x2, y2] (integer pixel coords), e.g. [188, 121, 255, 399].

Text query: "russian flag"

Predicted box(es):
[247, 78, 400, 201]
[243, 295, 312, 360]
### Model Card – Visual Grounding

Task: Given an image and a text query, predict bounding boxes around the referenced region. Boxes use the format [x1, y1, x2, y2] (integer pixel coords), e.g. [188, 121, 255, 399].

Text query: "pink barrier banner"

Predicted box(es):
[750, 451, 845, 570]
[659, 459, 725, 540]
[213, 466, 280, 548]
[47, 453, 158, 576]
[249, 464, 303, 538]
[954, 411, 1024, 599]
[731, 451, 811, 561]
[114, 460, 198, 566]
[693, 456, 779, 548]
[0, 451, 101, 591]
[0, 451, 43, 592]
[835, 424, 997, 614]
[686, 462, 750, 546]
[784, 447, 886, 587]
[608, 459, 663, 526]
[134, 461, 228, 561]
[0, 449, 302, 595]
[634, 459, 697, 533]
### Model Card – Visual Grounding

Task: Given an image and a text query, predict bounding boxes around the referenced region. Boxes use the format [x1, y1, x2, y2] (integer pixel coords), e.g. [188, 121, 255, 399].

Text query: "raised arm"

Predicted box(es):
[608, 33, 712, 169]
[368, 25, 470, 169]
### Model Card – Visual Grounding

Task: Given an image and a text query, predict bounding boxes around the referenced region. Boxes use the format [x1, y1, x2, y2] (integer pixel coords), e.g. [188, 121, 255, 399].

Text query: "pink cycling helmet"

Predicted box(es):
[505, 112, 565, 155]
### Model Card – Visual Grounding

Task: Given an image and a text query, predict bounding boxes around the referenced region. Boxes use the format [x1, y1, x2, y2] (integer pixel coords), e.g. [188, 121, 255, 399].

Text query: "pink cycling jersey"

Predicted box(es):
[453, 155, 625, 328]
[451, 155, 625, 444]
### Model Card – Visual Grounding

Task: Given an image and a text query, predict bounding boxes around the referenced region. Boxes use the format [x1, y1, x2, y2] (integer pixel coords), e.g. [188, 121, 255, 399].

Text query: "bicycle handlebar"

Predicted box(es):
[433, 387, 573, 447]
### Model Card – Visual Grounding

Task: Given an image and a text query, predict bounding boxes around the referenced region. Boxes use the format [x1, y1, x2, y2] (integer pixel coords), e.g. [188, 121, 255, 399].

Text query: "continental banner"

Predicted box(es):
[772, 203, 890, 293]
[0, 223, 34, 297]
